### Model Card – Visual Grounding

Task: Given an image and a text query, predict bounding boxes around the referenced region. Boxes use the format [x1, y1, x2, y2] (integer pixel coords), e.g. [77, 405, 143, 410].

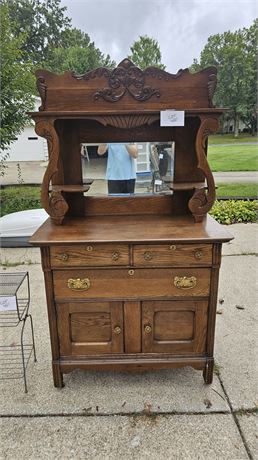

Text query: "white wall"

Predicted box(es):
[4, 126, 48, 162]
[1, 98, 48, 162]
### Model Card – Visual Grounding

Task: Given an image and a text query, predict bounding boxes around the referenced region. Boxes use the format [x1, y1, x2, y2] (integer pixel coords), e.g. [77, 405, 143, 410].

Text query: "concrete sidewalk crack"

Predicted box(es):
[222, 253, 257, 257]
[1, 408, 257, 418]
[217, 373, 254, 460]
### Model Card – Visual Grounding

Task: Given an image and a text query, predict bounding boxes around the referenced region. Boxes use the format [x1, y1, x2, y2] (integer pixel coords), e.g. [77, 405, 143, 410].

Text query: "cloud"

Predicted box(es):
[61, 0, 257, 72]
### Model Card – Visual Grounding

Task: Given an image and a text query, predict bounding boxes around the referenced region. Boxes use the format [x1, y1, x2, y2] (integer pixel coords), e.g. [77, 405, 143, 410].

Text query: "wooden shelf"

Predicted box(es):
[51, 184, 90, 193]
[163, 180, 207, 191]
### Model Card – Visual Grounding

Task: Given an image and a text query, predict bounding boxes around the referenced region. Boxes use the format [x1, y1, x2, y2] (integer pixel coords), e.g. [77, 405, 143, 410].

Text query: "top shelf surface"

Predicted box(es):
[29, 214, 233, 246]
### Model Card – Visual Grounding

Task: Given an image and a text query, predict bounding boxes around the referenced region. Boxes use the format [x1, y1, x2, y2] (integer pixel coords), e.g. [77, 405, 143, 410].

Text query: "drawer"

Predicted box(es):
[50, 244, 129, 267]
[53, 268, 210, 299]
[133, 244, 212, 266]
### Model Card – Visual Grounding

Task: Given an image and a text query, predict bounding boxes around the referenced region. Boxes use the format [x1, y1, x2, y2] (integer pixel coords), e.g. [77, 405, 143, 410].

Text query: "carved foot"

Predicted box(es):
[52, 364, 64, 388]
[203, 359, 214, 384]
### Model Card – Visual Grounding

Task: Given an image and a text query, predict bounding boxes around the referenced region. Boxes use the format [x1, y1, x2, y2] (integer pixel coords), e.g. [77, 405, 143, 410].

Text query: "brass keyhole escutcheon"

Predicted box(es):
[60, 253, 69, 261]
[144, 251, 153, 261]
[112, 251, 120, 261]
[86, 245, 93, 252]
[114, 326, 122, 335]
[128, 269, 135, 276]
[194, 250, 203, 260]
[144, 325, 152, 334]
[169, 245, 176, 251]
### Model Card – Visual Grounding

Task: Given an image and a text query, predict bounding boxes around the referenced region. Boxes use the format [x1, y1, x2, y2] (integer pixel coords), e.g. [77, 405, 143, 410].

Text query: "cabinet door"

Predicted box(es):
[142, 300, 208, 354]
[57, 301, 124, 356]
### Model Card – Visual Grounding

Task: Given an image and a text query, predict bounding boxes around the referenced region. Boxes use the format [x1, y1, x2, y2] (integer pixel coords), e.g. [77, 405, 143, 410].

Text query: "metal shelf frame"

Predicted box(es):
[0, 272, 37, 393]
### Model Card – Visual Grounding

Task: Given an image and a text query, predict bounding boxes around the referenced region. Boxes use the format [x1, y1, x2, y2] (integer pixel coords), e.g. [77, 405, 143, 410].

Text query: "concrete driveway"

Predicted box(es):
[0, 223, 257, 459]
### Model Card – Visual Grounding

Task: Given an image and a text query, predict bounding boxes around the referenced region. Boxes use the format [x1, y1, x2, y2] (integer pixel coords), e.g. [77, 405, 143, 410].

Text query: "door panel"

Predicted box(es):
[142, 300, 208, 354]
[57, 301, 124, 356]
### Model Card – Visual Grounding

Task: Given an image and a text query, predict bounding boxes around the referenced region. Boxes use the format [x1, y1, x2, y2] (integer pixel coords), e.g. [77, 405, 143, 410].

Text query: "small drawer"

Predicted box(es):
[53, 268, 210, 300]
[133, 244, 212, 266]
[50, 244, 129, 267]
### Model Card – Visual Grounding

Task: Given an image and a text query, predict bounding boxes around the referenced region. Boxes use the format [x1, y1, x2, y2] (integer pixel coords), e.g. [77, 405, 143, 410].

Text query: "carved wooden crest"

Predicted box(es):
[73, 58, 184, 102]
[34, 60, 217, 110]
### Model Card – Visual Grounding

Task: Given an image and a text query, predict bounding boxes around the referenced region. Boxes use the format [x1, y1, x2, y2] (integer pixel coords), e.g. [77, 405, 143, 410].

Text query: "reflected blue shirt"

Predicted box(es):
[106, 144, 136, 180]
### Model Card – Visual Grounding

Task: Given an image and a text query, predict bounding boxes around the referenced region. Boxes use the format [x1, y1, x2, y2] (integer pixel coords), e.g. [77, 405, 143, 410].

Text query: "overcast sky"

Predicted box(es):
[61, 0, 257, 73]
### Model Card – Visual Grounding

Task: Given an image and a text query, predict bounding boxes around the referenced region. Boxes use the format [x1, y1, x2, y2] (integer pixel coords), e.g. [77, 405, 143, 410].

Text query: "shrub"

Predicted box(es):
[210, 200, 258, 224]
[0, 186, 41, 216]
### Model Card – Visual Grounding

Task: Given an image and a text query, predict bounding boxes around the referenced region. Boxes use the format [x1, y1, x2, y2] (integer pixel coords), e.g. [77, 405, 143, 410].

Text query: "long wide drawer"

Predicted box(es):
[133, 244, 212, 266]
[50, 244, 129, 267]
[53, 268, 210, 299]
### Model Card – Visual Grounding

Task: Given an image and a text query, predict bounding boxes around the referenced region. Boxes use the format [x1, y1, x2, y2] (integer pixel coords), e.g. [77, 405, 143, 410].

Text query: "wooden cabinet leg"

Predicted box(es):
[203, 359, 214, 384]
[52, 363, 64, 388]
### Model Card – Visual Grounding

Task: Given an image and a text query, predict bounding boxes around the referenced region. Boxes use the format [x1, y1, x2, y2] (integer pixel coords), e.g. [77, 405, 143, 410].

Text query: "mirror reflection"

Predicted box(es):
[81, 142, 175, 195]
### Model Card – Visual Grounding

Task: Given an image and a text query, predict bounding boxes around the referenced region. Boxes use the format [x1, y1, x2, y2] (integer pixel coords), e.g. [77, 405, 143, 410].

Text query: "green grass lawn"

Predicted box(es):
[209, 134, 257, 145]
[216, 182, 258, 197]
[208, 144, 258, 171]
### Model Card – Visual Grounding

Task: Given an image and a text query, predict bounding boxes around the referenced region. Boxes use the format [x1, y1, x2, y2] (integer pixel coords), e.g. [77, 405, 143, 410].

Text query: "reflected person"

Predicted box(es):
[97, 143, 138, 194]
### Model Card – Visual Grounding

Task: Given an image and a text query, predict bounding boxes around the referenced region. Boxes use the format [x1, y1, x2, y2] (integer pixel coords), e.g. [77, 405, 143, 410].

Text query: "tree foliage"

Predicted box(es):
[44, 28, 115, 74]
[0, 0, 116, 155]
[2, 0, 115, 73]
[192, 20, 257, 136]
[128, 35, 165, 70]
[0, 3, 35, 151]
[4, 0, 71, 65]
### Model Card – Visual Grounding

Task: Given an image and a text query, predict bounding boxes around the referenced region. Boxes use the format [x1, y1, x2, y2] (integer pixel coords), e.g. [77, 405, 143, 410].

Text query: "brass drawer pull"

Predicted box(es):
[174, 276, 197, 290]
[114, 326, 122, 335]
[144, 251, 153, 261]
[86, 245, 93, 252]
[59, 253, 69, 261]
[144, 325, 152, 334]
[112, 251, 120, 261]
[67, 278, 91, 291]
[128, 269, 135, 276]
[169, 245, 176, 251]
[194, 250, 203, 260]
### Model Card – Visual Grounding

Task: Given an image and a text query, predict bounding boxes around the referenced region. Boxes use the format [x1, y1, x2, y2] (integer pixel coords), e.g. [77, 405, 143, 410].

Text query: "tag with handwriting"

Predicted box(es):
[0, 296, 17, 311]
[160, 110, 185, 127]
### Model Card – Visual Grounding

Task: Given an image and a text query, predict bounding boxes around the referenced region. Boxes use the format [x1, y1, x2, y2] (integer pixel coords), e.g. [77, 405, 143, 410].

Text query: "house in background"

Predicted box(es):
[2, 98, 48, 163]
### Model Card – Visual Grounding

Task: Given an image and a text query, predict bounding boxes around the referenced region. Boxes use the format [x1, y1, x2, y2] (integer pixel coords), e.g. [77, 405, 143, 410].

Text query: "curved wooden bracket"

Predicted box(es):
[188, 117, 219, 222]
[35, 120, 68, 224]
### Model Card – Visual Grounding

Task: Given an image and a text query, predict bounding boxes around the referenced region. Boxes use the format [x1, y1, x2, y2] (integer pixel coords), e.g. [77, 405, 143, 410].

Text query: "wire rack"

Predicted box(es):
[0, 272, 37, 393]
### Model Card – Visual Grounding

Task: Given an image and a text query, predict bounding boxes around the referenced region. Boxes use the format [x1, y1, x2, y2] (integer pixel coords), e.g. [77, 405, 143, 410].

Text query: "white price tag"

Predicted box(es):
[159, 153, 164, 159]
[0, 296, 17, 312]
[154, 179, 162, 185]
[160, 110, 185, 127]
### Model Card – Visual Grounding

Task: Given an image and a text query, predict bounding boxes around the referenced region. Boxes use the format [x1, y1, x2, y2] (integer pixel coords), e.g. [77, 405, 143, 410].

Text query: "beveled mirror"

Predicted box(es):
[81, 141, 175, 195]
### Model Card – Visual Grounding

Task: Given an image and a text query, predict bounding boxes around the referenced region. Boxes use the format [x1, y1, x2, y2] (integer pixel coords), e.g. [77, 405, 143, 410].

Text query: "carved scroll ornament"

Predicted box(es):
[36, 76, 47, 111]
[35, 120, 68, 224]
[92, 113, 160, 129]
[74, 59, 181, 103]
[188, 117, 219, 222]
[207, 73, 217, 108]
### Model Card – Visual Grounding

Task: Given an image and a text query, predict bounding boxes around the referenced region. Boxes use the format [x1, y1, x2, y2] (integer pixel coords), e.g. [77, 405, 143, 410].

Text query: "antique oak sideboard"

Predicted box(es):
[29, 59, 233, 388]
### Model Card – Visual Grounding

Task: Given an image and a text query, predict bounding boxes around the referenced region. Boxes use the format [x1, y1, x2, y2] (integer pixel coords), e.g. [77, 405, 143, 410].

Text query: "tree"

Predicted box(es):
[191, 20, 257, 136]
[0, 3, 35, 152]
[3, 0, 116, 73]
[128, 36, 166, 70]
[3, 0, 71, 65]
[43, 28, 115, 75]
